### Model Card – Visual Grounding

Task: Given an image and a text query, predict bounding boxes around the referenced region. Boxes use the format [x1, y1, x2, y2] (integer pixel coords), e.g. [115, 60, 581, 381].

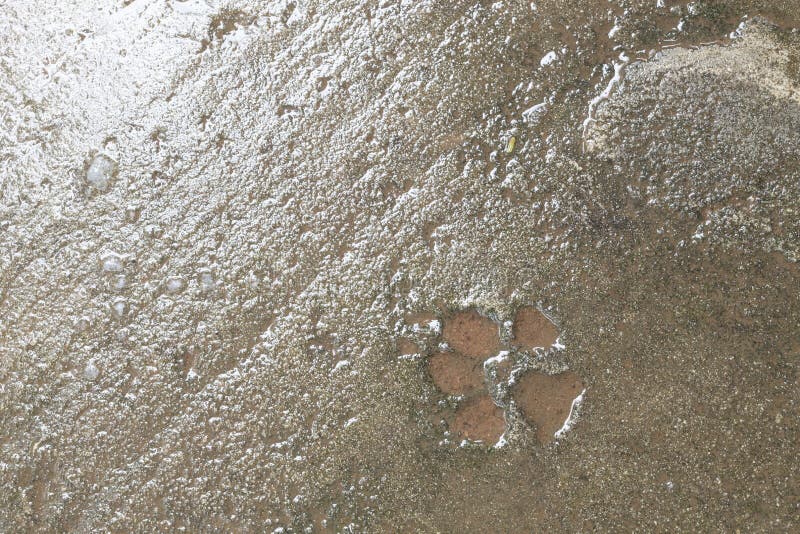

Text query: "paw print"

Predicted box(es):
[399, 306, 585, 447]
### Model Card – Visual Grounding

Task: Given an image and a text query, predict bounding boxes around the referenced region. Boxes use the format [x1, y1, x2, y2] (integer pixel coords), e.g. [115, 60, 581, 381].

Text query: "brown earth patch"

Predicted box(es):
[512, 371, 584, 444]
[450, 394, 505, 444]
[511, 306, 559, 350]
[443, 309, 500, 358]
[428, 352, 484, 395]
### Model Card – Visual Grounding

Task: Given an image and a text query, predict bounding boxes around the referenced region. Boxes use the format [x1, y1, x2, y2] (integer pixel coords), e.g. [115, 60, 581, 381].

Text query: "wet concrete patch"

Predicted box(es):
[8, 2, 796, 529]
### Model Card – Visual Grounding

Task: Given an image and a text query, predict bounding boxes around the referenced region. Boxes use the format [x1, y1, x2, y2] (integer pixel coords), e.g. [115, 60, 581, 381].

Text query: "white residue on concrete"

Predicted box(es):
[540, 51, 558, 67]
[344, 417, 358, 428]
[554, 388, 586, 439]
[332, 359, 350, 373]
[582, 52, 631, 149]
[483, 350, 509, 370]
[522, 100, 547, 124]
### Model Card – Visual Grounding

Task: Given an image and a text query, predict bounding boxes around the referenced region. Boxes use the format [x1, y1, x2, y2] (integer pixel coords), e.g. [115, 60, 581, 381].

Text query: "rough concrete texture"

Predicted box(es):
[1, 0, 799, 531]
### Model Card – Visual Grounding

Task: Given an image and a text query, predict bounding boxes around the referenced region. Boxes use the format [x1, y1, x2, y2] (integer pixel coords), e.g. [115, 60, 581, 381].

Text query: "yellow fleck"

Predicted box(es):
[505, 136, 516, 154]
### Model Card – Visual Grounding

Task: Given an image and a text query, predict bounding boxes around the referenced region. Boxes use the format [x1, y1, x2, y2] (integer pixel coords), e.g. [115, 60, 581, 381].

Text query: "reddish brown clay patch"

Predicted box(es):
[512, 371, 584, 445]
[428, 352, 484, 395]
[443, 309, 500, 358]
[450, 394, 505, 444]
[512, 306, 559, 349]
